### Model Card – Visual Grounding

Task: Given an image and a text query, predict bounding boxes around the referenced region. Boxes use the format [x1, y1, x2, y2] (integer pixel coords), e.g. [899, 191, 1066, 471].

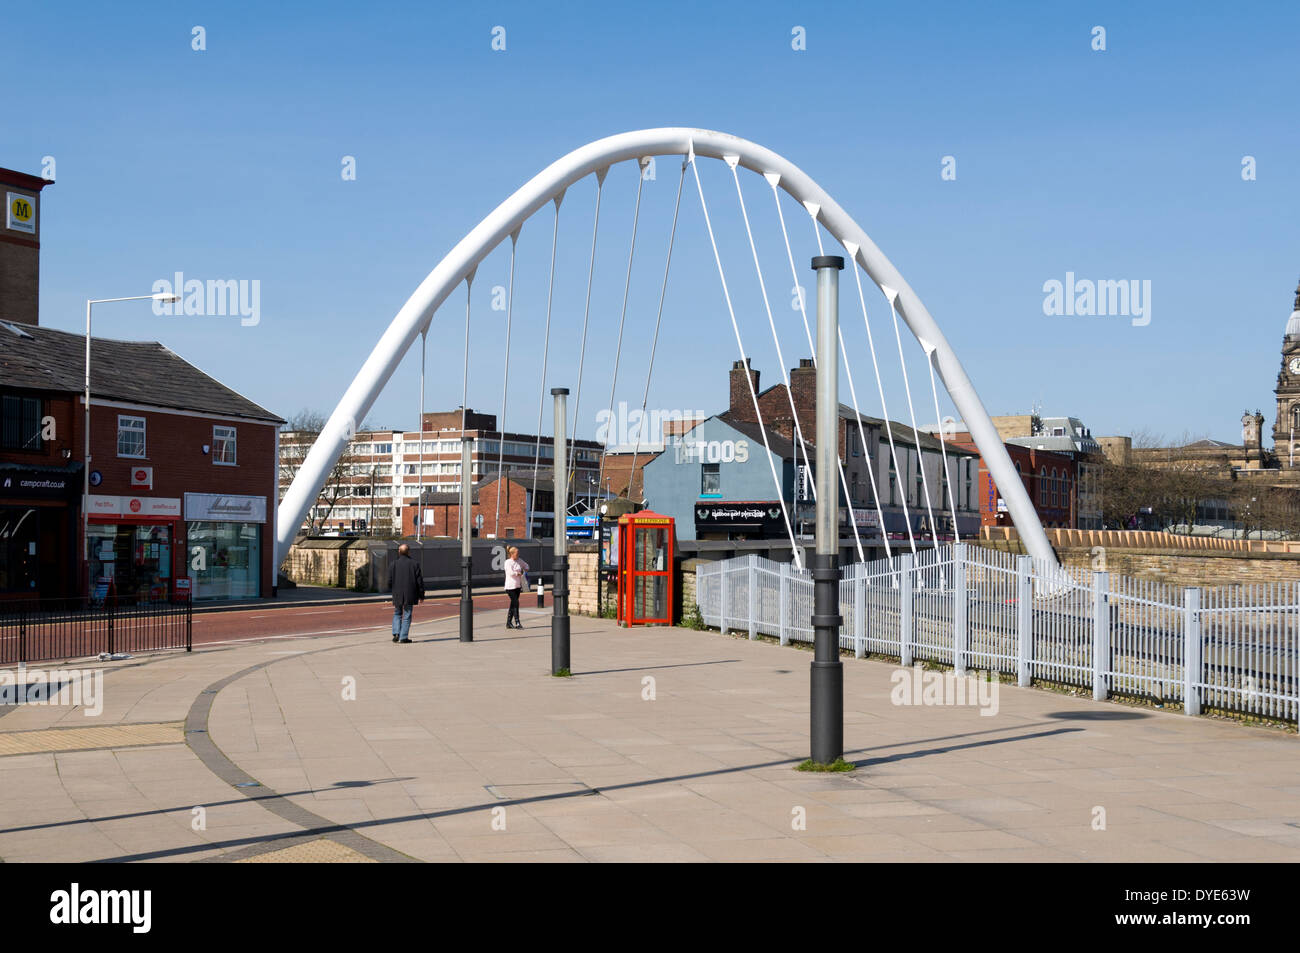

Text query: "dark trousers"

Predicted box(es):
[506, 588, 521, 625]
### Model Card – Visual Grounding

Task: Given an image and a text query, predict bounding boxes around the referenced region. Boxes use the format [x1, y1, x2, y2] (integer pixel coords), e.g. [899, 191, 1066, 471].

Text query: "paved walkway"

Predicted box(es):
[0, 608, 1297, 862]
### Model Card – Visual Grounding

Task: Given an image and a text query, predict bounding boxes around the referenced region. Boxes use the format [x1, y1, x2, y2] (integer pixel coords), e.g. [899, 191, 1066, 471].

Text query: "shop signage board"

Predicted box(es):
[86, 495, 182, 518]
[184, 493, 268, 523]
[130, 467, 153, 489]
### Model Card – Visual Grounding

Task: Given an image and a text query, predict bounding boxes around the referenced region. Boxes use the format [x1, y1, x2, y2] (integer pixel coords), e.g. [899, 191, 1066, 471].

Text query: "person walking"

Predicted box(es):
[388, 543, 424, 643]
[503, 546, 529, 630]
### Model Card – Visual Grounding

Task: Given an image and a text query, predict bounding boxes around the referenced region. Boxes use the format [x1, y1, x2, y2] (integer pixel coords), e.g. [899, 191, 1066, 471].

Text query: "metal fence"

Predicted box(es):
[0, 597, 192, 665]
[696, 544, 1300, 727]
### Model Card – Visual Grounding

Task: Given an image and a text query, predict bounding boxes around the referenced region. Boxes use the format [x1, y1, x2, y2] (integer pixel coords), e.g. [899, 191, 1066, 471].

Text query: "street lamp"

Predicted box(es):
[82, 293, 179, 595]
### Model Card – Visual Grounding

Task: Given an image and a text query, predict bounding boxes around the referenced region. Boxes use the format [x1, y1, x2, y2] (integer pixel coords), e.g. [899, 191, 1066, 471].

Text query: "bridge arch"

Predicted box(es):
[275, 128, 1054, 568]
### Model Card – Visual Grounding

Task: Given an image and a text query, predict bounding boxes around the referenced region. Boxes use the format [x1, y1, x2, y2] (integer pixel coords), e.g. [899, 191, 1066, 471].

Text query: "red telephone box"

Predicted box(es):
[617, 511, 675, 626]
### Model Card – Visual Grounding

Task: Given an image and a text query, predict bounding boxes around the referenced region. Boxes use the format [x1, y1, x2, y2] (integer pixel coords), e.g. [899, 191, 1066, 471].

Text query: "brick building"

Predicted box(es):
[1, 323, 282, 601]
[941, 429, 1079, 529]
[281, 408, 605, 538]
[0, 166, 51, 328]
[402, 471, 543, 539]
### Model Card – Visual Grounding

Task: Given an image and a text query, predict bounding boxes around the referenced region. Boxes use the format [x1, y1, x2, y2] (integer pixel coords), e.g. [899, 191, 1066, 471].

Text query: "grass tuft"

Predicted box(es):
[795, 757, 856, 773]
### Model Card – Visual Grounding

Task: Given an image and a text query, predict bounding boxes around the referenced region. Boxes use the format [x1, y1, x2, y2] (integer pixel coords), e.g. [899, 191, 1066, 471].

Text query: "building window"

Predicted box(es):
[701, 463, 721, 496]
[964, 461, 973, 511]
[117, 416, 146, 458]
[0, 393, 43, 451]
[1038, 467, 1047, 505]
[851, 471, 860, 504]
[213, 426, 237, 465]
[914, 456, 924, 506]
[888, 457, 897, 506]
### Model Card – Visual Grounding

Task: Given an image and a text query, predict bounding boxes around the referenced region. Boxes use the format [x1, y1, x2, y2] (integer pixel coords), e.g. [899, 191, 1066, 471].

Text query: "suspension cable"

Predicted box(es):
[595, 164, 647, 501]
[628, 158, 687, 502]
[845, 245, 917, 555]
[885, 287, 940, 548]
[730, 163, 820, 526]
[689, 146, 802, 568]
[493, 228, 520, 537]
[529, 193, 563, 536]
[772, 185, 873, 563]
[924, 343, 962, 543]
[566, 168, 608, 513]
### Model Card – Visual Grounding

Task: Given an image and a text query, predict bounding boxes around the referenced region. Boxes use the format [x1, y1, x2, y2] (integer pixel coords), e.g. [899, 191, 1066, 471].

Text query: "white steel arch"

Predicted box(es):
[275, 128, 1055, 568]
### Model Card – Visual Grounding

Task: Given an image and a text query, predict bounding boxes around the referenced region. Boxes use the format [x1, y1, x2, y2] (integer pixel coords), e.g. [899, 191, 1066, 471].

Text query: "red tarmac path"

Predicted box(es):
[190, 592, 518, 648]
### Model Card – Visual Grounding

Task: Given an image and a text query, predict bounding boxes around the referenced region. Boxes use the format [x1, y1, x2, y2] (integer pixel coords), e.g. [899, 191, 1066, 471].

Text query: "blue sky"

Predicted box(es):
[5, 0, 1299, 445]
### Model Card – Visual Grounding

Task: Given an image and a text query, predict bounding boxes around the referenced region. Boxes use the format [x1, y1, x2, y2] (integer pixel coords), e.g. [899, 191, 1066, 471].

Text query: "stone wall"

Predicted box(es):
[281, 539, 371, 589]
[1054, 547, 1300, 589]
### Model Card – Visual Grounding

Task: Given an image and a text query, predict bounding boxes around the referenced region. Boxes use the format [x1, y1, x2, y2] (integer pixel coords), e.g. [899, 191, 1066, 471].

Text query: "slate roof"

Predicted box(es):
[0, 321, 281, 424]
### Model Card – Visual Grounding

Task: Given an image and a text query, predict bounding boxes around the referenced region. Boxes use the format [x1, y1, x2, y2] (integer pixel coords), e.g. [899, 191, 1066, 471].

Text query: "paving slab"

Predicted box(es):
[0, 609, 1296, 862]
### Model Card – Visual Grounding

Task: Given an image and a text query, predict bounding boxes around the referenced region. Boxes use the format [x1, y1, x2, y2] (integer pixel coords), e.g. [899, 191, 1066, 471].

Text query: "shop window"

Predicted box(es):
[0, 393, 44, 451]
[213, 425, 237, 465]
[118, 416, 146, 458]
[701, 463, 720, 496]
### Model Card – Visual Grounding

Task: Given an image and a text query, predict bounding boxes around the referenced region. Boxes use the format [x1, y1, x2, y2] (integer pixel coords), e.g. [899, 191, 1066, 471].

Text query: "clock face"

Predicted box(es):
[1290, 357, 1300, 375]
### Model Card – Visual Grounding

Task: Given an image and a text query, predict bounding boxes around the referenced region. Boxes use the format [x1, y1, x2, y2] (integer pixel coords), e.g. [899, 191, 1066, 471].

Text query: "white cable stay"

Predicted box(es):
[689, 147, 802, 569]
[528, 194, 564, 537]
[566, 168, 609, 513]
[595, 163, 648, 501]
[885, 287, 939, 549]
[846, 247, 916, 556]
[924, 342, 962, 544]
[492, 227, 521, 537]
[761, 177, 863, 563]
[628, 158, 688, 501]
[730, 163, 821, 527]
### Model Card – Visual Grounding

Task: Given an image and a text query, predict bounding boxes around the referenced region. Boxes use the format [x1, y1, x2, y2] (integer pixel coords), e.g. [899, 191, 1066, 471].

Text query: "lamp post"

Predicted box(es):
[82, 293, 178, 595]
[809, 256, 844, 766]
[551, 387, 570, 674]
[459, 436, 474, 642]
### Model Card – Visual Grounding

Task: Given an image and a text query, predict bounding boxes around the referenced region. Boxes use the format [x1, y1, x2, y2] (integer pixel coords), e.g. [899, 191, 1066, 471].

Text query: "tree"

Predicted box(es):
[279, 410, 377, 535]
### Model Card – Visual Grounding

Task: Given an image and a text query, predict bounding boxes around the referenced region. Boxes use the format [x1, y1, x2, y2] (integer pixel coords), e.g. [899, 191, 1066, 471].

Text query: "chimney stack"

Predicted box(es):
[729, 358, 760, 419]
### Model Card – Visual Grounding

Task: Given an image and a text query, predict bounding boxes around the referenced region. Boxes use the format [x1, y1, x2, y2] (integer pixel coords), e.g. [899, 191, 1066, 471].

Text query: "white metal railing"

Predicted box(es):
[695, 544, 1300, 728]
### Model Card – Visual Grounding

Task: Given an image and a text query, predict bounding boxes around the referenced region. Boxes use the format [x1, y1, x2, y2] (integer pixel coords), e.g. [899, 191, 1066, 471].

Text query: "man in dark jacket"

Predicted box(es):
[387, 544, 424, 643]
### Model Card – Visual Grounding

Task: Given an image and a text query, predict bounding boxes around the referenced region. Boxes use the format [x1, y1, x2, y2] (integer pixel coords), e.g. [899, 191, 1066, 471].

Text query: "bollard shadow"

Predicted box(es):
[572, 659, 742, 677]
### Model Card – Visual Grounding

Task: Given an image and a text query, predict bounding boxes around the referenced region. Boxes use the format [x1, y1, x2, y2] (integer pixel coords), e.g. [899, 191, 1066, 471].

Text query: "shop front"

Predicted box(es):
[184, 493, 267, 601]
[85, 494, 182, 603]
[0, 464, 81, 600]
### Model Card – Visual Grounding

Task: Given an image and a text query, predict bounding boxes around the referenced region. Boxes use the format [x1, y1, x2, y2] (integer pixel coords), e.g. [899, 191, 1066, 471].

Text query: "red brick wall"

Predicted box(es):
[402, 476, 529, 538]
[85, 404, 278, 595]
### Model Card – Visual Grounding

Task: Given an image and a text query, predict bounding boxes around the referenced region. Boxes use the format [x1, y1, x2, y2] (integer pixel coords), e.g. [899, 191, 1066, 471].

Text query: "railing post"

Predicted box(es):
[779, 562, 789, 646]
[953, 542, 967, 676]
[1183, 587, 1202, 716]
[853, 564, 865, 658]
[719, 559, 729, 636]
[186, 598, 193, 653]
[748, 554, 757, 640]
[900, 553, 914, 667]
[107, 594, 115, 657]
[1017, 555, 1032, 687]
[1092, 570, 1109, 701]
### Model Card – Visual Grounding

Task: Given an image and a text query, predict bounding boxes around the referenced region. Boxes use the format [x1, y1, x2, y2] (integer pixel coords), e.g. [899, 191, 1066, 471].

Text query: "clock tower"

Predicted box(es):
[1272, 278, 1300, 465]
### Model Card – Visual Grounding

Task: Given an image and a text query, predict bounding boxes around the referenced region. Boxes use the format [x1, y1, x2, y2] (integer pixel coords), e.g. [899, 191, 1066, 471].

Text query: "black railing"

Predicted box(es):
[0, 596, 192, 665]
